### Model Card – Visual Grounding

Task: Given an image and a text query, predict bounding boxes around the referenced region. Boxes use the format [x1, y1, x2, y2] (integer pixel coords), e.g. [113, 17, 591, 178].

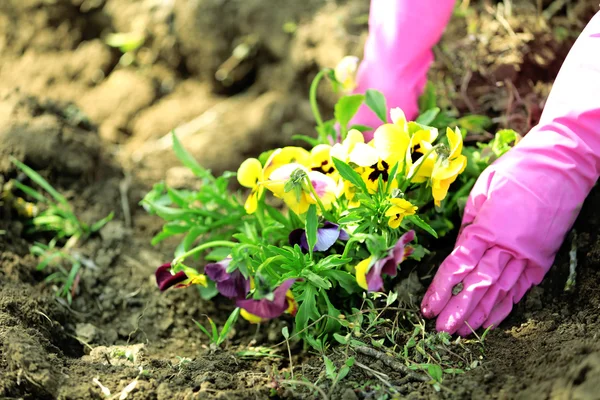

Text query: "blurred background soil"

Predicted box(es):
[0, 0, 599, 399]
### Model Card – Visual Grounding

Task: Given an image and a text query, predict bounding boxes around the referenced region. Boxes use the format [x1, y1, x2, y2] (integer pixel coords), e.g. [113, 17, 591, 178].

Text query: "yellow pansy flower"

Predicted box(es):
[310, 144, 337, 178]
[264, 164, 338, 215]
[431, 127, 467, 206]
[373, 108, 411, 168]
[355, 256, 373, 290]
[263, 147, 311, 179]
[237, 158, 264, 214]
[334, 56, 360, 92]
[406, 127, 439, 183]
[384, 198, 418, 229]
[330, 129, 365, 162]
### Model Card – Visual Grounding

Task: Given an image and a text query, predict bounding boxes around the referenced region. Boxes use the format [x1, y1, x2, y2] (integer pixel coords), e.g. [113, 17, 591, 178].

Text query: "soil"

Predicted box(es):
[0, 0, 599, 399]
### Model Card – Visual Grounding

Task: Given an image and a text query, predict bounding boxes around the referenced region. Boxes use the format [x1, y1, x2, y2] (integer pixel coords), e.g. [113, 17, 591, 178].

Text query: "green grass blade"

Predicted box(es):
[171, 131, 209, 179]
[61, 259, 81, 302]
[217, 307, 240, 345]
[11, 181, 47, 203]
[90, 212, 115, 232]
[10, 157, 69, 206]
[193, 319, 213, 340]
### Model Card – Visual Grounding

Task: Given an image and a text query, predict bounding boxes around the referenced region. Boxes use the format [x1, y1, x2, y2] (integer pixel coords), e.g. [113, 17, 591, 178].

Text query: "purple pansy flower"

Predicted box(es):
[156, 263, 207, 291]
[357, 230, 415, 292]
[156, 263, 188, 291]
[289, 222, 349, 252]
[204, 258, 250, 299]
[236, 279, 297, 320]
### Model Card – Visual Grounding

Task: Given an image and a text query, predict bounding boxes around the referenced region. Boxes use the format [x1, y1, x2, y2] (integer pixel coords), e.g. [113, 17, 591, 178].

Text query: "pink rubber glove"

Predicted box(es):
[421, 12, 600, 336]
[350, 0, 456, 140]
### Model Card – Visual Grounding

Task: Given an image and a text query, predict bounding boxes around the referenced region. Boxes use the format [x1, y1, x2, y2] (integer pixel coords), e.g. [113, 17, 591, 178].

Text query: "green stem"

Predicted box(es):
[173, 240, 237, 266]
[402, 146, 440, 192]
[341, 238, 359, 260]
[309, 69, 329, 130]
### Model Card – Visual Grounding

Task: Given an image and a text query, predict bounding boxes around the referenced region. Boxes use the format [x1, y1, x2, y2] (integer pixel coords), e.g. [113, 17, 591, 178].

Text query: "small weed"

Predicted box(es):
[193, 307, 240, 348]
[8, 157, 113, 303]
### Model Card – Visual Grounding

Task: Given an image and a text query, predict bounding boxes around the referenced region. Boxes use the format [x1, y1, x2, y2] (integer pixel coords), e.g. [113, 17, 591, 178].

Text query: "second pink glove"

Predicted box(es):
[421, 12, 600, 336]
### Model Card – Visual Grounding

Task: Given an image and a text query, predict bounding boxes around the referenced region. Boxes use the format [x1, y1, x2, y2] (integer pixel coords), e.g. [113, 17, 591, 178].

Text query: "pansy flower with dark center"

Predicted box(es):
[236, 279, 297, 323]
[204, 257, 249, 299]
[289, 222, 349, 252]
[355, 230, 415, 292]
[155, 263, 207, 292]
[361, 159, 391, 193]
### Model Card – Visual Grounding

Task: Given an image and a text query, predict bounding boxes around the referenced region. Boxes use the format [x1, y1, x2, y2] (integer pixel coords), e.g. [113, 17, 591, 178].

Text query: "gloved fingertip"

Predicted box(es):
[435, 314, 461, 335]
[420, 286, 446, 319]
[456, 324, 473, 337]
[482, 296, 514, 330]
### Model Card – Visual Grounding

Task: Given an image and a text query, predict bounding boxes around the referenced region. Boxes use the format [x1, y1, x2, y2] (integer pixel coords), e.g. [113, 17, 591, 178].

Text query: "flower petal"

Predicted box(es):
[392, 230, 415, 264]
[204, 258, 233, 282]
[314, 224, 342, 252]
[288, 228, 309, 251]
[447, 127, 464, 159]
[240, 309, 265, 324]
[236, 279, 296, 320]
[349, 142, 379, 167]
[365, 259, 386, 292]
[217, 270, 250, 299]
[238, 158, 262, 188]
[155, 263, 187, 291]
[373, 124, 410, 166]
[334, 56, 359, 92]
[355, 257, 372, 290]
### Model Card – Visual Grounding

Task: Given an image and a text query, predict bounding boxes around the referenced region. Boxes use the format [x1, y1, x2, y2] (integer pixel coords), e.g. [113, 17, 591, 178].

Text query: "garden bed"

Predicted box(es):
[1, 1, 599, 399]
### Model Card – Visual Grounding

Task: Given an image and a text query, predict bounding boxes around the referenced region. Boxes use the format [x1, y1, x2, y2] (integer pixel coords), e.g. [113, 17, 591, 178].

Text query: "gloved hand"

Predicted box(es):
[349, 0, 456, 139]
[421, 12, 600, 336]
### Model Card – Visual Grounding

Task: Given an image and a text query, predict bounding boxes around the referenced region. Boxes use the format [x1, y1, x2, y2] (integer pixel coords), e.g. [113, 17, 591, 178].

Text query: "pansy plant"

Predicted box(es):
[143, 57, 513, 349]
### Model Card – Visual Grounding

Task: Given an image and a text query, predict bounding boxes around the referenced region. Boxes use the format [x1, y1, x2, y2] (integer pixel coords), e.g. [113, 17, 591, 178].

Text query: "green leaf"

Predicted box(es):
[365, 90, 387, 123]
[456, 115, 492, 134]
[167, 187, 190, 208]
[334, 94, 365, 132]
[292, 134, 321, 147]
[418, 81, 437, 113]
[295, 285, 318, 331]
[321, 270, 360, 293]
[491, 129, 520, 157]
[348, 124, 373, 133]
[105, 32, 145, 53]
[332, 157, 368, 194]
[322, 291, 341, 333]
[11, 157, 69, 206]
[11, 181, 47, 203]
[90, 212, 114, 233]
[323, 355, 337, 380]
[385, 162, 400, 193]
[338, 366, 351, 381]
[416, 108, 440, 126]
[171, 131, 209, 178]
[333, 333, 349, 345]
[198, 280, 219, 300]
[217, 307, 240, 345]
[337, 212, 364, 224]
[281, 326, 290, 340]
[265, 206, 291, 230]
[143, 201, 193, 221]
[405, 215, 438, 238]
[302, 270, 332, 290]
[305, 204, 318, 256]
[427, 364, 443, 382]
[386, 291, 398, 306]
[193, 319, 213, 340]
[61, 259, 81, 301]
